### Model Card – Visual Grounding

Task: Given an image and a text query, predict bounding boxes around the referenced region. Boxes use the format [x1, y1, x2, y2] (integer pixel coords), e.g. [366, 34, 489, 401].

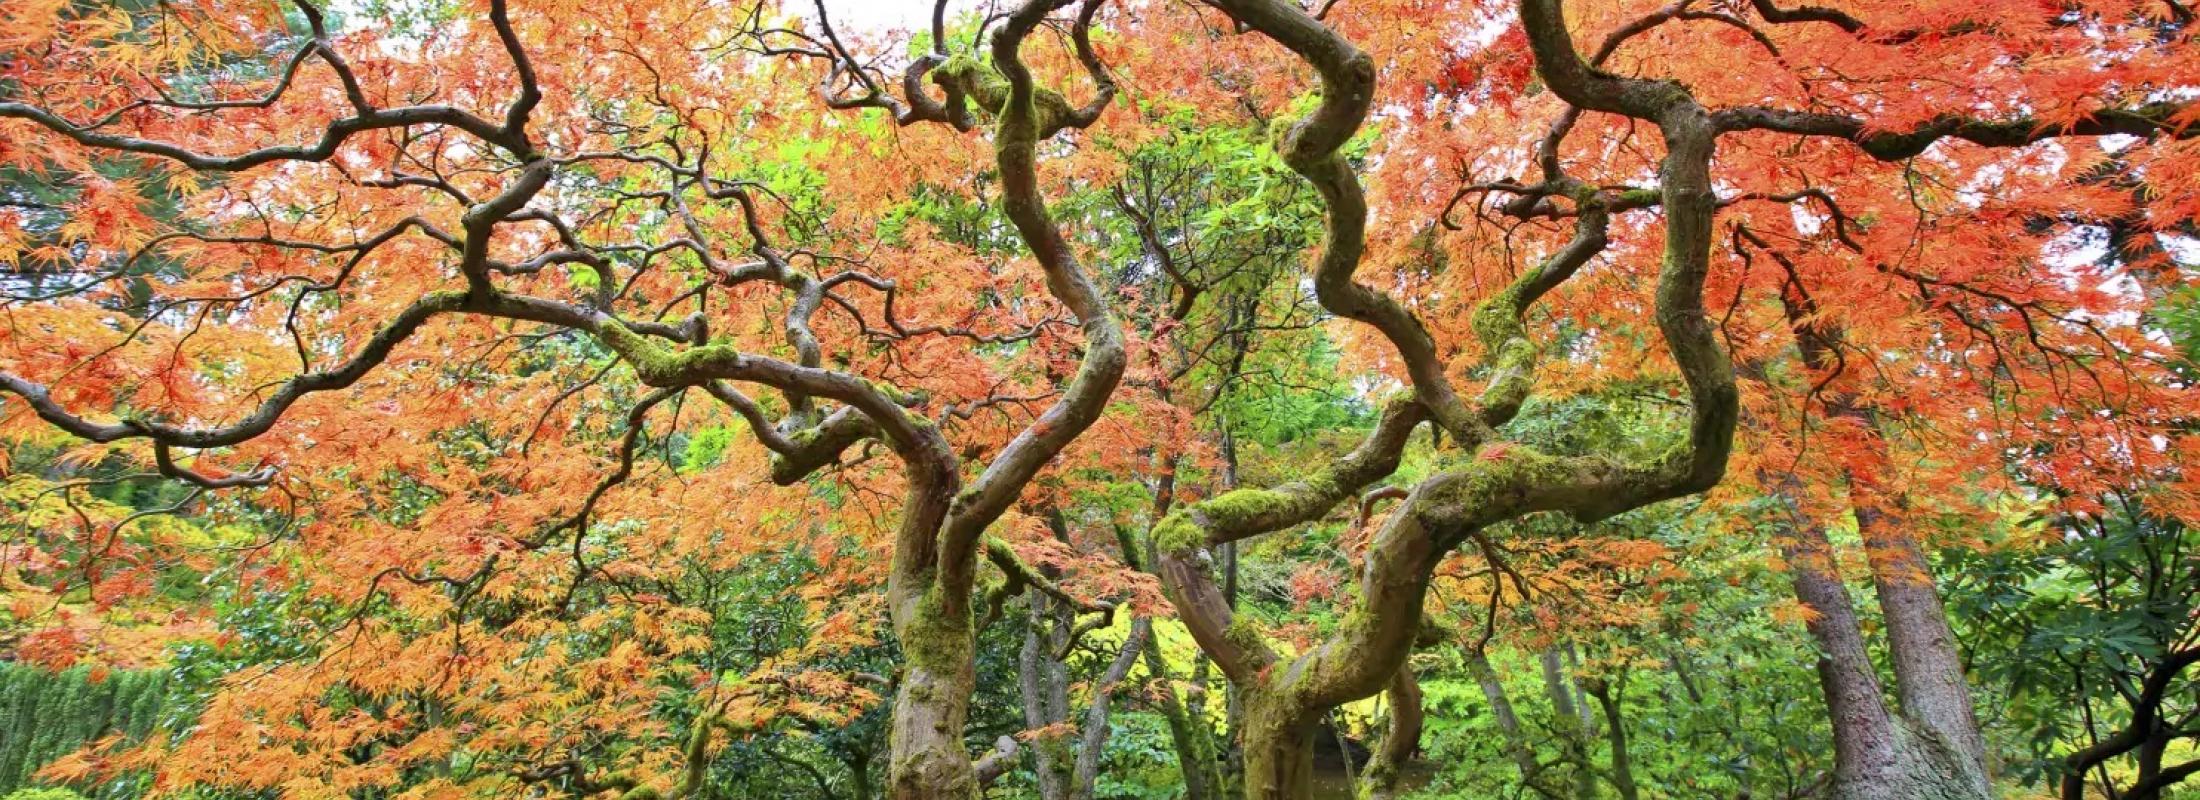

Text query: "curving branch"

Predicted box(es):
[934, 0, 1129, 599]
[1712, 102, 2196, 162]
[1206, 0, 1484, 440]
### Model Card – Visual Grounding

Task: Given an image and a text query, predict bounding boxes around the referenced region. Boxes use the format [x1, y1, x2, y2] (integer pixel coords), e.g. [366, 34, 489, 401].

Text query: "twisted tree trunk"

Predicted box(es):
[1356, 666, 1423, 800]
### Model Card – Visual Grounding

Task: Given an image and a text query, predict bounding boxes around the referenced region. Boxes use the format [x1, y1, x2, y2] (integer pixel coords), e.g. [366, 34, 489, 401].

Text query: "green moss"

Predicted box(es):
[935, 53, 1010, 116]
[1204, 487, 1292, 525]
[1421, 444, 1585, 524]
[592, 319, 750, 387]
[1154, 477, 1361, 557]
[898, 589, 973, 669]
[1152, 511, 1207, 555]
[591, 319, 674, 382]
[1470, 284, 1526, 347]
[1224, 616, 1269, 655]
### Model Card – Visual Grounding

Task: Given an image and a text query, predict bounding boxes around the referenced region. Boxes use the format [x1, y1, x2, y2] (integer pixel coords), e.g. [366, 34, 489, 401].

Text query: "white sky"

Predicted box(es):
[801, 1, 938, 33]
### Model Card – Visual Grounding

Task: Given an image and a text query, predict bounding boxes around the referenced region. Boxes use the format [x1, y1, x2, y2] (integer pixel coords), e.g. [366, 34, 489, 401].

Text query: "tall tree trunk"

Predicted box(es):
[1855, 502, 1990, 793]
[1772, 484, 1983, 800]
[1538, 649, 1599, 800]
[1218, 422, 1247, 792]
[1771, 234, 1991, 793]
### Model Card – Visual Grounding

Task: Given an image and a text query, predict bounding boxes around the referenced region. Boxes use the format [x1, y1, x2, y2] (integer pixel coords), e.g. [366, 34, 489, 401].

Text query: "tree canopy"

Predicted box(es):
[1, 0, 2197, 799]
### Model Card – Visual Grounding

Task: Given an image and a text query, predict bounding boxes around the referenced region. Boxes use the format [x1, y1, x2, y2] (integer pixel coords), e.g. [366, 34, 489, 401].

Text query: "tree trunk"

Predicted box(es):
[1357, 666, 1422, 800]
[1069, 617, 1151, 800]
[1855, 503, 1990, 793]
[1583, 673, 1638, 800]
[886, 588, 980, 800]
[1114, 513, 1226, 800]
[1144, 638, 1225, 800]
[1538, 650, 1599, 800]
[1019, 594, 1074, 800]
[1774, 488, 1985, 800]
[1241, 690, 1319, 800]
[1564, 643, 1599, 737]
[851, 747, 875, 800]
[1466, 648, 1550, 796]
[1774, 248, 1991, 795]
[882, 449, 976, 800]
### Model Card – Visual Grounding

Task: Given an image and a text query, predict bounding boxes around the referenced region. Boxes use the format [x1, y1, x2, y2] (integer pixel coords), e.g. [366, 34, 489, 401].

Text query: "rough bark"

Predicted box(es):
[1856, 503, 1990, 792]
[1771, 482, 1983, 800]
[1117, 489, 1228, 800]
[878, 4, 1130, 796]
[1764, 247, 1994, 792]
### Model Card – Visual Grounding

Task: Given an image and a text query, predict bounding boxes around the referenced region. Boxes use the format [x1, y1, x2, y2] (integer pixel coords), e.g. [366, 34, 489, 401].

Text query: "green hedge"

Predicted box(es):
[0, 664, 170, 796]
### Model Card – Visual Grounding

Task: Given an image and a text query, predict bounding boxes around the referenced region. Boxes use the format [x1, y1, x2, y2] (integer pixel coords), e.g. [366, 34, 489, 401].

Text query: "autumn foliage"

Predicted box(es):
[1, 0, 2196, 798]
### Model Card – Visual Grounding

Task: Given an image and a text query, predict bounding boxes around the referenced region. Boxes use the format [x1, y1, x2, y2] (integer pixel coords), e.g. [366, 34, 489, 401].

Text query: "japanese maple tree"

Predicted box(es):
[2, 0, 2196, 799]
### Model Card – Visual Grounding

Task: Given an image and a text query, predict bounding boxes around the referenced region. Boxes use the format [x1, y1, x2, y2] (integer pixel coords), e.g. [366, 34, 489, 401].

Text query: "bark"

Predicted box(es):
[886, 585, 982, 800]
[1466, 649, 1547, 793]
[1772, 485, 1984, 800]
[1150, 3, 1743, 797]
[1856, 504, 1989, 793]
[1117, 494, 1227, 800]
[881, 2, 1127, 791]
[1538, 650, 1599, 800]
[1758, 203, 1993, 792]
[1564, 644, 1599, 737]
[882, 452, 970, 799]
[1143, 640, 1227, 800]
[1019, 595, 1074, 800]
[1241, 690, 1320, 800]
[1356, 666, 1422, 800]
[1582, 673, 1638, 800]
[1069, 618, 1151, 800]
